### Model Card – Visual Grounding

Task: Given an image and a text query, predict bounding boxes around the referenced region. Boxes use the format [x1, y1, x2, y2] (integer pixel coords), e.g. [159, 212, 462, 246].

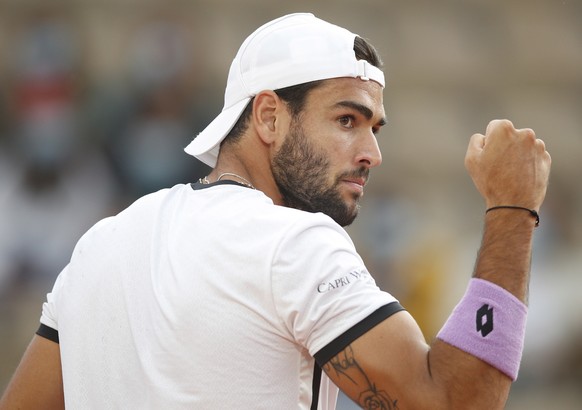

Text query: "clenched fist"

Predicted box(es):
[465, 119, 551, 212]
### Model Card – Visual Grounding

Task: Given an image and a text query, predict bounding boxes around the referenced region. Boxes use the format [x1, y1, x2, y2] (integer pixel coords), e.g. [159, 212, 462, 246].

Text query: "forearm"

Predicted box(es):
[474, 208, 536, 302]
[428, 339, 511, 410]
[427, 209, 537, 409]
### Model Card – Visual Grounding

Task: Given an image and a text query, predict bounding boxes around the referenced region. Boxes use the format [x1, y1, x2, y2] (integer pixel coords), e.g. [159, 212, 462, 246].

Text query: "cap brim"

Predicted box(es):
[184, 98, 251, 168]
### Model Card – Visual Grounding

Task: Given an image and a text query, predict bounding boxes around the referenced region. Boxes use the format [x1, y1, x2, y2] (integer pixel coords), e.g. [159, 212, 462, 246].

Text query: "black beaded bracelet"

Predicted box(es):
[485, 205, 540, 227]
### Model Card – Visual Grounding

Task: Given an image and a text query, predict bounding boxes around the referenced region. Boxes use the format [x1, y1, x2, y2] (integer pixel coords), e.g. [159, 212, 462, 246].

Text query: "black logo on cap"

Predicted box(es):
[476, 304, 494, 337]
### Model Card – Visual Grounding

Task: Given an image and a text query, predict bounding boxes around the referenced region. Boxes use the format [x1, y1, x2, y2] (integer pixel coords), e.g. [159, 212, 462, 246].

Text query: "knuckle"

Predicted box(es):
[520, 128, 537, 141]
[496, 119, 515, 132]
[487, 119, 515, 136]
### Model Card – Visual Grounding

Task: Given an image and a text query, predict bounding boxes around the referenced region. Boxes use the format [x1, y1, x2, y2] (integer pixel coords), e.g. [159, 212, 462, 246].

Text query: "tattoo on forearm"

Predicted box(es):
[323, 345, 399, 410]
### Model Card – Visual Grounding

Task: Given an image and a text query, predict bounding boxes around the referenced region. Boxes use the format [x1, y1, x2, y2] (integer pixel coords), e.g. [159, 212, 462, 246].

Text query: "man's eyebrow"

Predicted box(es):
[334, 100, 387, 126]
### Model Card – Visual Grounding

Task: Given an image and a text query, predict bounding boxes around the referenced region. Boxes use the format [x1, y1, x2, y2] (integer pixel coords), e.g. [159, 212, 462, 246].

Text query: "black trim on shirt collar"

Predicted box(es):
[190, 180, 248, 191]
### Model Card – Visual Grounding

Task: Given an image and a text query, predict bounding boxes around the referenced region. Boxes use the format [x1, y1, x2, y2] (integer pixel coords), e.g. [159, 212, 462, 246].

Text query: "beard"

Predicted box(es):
[272, 121, 369, 227]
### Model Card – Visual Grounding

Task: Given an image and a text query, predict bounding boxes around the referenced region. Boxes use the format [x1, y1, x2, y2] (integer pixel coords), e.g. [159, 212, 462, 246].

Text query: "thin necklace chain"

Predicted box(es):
[199, 172, 255, 190]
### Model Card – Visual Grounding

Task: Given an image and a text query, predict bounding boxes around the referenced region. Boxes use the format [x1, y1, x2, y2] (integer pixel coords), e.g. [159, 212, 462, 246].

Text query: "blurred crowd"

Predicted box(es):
[0, 11, 212, 293]
[1, 2, 581, 409]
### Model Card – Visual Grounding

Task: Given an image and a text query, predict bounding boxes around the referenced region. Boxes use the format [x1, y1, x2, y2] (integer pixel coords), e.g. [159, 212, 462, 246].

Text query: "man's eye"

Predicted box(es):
[339, 116, 354, 128]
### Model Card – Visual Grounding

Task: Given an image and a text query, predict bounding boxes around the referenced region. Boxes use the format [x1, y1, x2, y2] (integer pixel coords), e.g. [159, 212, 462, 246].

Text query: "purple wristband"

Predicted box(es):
[436, 278, 527, 380]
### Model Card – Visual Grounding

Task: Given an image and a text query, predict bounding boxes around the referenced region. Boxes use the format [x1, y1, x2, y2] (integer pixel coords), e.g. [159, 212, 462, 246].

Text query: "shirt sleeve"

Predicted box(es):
[271, 213, 401, 360]
[37, 216, 114, 338]
[39, 264, 68, 333]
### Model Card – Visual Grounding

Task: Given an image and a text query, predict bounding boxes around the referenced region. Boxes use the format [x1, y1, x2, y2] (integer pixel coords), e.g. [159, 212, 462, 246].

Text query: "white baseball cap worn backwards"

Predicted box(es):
[184, 13, 386, 168]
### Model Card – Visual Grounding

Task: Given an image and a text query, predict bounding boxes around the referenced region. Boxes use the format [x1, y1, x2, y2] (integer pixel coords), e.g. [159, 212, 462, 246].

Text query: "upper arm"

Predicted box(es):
[322, 310, 510, 410]
[0, 334, 64, 410]
[322, 310, 437, 409]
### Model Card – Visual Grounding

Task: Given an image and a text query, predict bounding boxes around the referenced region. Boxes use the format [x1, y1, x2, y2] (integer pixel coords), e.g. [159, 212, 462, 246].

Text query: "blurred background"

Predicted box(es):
[0, 0, 580, 408]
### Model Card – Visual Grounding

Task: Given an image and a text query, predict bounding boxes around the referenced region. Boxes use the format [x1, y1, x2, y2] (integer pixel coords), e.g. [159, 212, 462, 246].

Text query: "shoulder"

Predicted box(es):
[248, 204, 355, 261]
[258, 200, 349, 235]
[278, 207, 353, 245]
[72, 185, 184, 248]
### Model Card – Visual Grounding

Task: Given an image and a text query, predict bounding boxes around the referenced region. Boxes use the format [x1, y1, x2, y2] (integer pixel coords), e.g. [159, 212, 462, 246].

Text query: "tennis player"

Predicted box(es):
[1, 13, 551, 409]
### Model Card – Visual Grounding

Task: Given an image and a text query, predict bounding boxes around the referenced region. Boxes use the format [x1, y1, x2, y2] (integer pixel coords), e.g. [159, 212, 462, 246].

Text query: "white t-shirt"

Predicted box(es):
[39, 181, 402, 409]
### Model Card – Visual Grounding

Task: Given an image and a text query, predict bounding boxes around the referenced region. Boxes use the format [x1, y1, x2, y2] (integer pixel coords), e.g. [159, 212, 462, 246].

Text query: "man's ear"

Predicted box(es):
[252, 90, 288, 145]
